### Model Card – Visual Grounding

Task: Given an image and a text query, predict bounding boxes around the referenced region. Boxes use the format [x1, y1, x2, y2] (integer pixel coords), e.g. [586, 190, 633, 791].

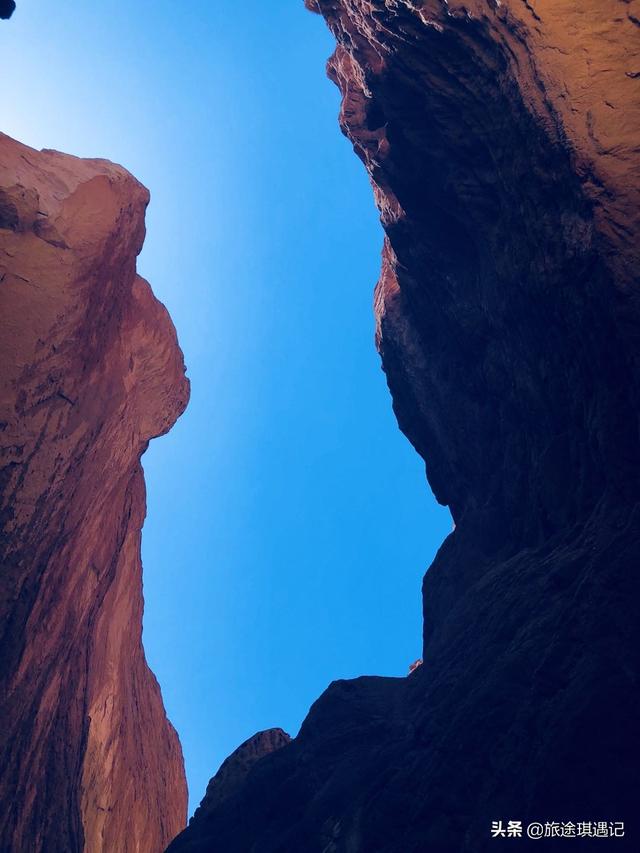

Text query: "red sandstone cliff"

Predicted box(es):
[168, 2, 640, 851]
[0, 133, 189, 852]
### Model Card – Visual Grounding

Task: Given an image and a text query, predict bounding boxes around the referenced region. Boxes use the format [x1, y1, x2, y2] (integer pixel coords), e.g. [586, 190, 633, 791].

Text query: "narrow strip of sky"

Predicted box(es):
[2, 0, 450, 811]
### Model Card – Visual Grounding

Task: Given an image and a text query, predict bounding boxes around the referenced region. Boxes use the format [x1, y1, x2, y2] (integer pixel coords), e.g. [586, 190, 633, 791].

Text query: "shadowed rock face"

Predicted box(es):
[0, 133, 189, 852]
[167, 2, 640, 852]
[0, 1, 16, 21]
[167, 729, 292, 851]
[190, 729, 291, 819]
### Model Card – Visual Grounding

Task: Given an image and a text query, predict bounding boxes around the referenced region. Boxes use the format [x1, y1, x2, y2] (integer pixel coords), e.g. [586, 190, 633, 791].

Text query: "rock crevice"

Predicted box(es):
[168, 2, 640, 851]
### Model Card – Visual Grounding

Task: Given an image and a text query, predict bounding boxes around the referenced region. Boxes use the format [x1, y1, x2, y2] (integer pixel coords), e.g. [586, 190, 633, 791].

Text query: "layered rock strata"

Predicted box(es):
[168, 1, 640, 851]
[0, 133, 189, 852]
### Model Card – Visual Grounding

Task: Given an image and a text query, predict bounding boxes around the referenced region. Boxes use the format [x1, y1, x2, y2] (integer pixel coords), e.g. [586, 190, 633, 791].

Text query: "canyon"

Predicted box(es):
[1, 0, 639, 851]
[168, 1, 640, 851]
[0, 134, 188, 851]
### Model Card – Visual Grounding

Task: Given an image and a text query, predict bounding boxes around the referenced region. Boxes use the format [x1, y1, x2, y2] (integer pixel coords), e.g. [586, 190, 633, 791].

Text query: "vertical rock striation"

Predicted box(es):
[168, 2, 640, 851]
[0, 133, 189, 852]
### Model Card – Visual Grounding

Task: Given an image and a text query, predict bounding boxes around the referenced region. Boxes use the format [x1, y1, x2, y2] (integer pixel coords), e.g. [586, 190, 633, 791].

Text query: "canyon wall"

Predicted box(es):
[0, 133, 188, 852]
[173, 728, 291, 841]
[168, 1, 640, 851]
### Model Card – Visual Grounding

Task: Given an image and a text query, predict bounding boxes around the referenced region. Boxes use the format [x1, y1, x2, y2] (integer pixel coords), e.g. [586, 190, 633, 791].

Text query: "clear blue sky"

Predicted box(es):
[3, 0, 450, 813]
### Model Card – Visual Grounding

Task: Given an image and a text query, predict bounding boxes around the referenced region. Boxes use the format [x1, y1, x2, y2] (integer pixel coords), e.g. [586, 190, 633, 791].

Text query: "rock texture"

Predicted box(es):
[0, 133, 189, 852]
[168, 1, 640, 851]
[167, 729, 291, 851]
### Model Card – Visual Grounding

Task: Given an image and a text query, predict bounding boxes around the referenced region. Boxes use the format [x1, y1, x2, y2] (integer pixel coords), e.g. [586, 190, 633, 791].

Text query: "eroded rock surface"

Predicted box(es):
[0, 133, 189, 852]
[168, 2, 640, 851]
[167, 729, 291, 852]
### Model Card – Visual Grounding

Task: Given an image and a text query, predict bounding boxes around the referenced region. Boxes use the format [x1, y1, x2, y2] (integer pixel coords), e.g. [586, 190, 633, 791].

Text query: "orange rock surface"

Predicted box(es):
[0, 132, 189, 852]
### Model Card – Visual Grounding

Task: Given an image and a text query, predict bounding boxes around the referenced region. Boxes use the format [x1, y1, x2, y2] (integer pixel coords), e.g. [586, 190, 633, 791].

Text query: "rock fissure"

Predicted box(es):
[168, 2, 640, 851]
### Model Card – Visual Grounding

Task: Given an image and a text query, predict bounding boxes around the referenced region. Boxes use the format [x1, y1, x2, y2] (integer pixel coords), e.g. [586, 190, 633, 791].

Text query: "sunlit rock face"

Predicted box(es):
[0, 132, 189, 852]
[167, 2, 640, 851]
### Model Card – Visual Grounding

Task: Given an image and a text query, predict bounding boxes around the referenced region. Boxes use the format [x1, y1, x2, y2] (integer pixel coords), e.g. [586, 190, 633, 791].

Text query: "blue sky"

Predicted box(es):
[4, 0, 450, 813]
